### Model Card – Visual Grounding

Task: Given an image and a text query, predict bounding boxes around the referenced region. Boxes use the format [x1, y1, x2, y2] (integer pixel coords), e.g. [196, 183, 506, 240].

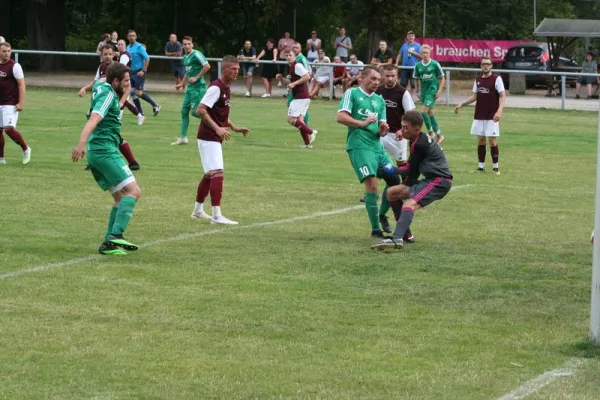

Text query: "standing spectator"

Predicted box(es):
[396, 31, 422, 95]
[96, 33, 111, 56]
[277, 32, 295, 76]
[575, 52, 597, 100]
[238, 40, 257, 97]
[110, 31, 119, 49]
[343, 54, 364, 91]
[306, 30, 321, 62]
[165, 34, 185, 89]
[334, 27, 353, 62]
[308, 50, 331, 98]
[256, 39, 278, 97]
[371, 40, 394, 68]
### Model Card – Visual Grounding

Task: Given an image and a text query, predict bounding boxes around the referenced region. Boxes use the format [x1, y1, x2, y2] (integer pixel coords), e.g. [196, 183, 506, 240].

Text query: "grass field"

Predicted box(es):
[1, 88, 600, 399]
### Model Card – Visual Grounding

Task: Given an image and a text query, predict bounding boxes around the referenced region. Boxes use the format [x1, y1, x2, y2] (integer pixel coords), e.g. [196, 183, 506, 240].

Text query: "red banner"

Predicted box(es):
[417, 38, 534, 63]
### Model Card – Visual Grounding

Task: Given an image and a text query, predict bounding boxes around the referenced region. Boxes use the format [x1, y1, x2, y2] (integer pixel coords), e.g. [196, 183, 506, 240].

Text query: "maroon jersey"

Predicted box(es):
[474, 73, 502, 120]
[376, 83, 407, 132]
[96, 62, 109, 79]
[0, 59, 21, 106]
[197, 79, 231, 143]
[119, 51, 132, 68]
[290, 61, 310, 100]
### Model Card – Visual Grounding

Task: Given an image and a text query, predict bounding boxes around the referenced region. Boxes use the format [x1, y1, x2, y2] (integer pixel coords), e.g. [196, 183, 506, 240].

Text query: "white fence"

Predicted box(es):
[12, 49, 600, 110]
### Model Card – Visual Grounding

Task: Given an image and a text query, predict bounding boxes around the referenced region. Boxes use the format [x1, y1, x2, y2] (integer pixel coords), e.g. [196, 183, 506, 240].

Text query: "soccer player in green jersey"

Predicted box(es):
[172, 36, 211, 145]
[72, 63, 142, 255]
[337, 66, 402, 239]
[413, 44, 445, 144]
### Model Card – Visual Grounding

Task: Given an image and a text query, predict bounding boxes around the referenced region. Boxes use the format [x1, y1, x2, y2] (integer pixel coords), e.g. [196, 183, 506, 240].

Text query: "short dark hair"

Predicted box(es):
[101, 44, 114, 53]
[106, 62, 130, 83]
[407, 31, 415, 36]
[222, 55, 239, 65]
[266, 38, 274, 45]
[481, 56, 492, 63]
[586, 51, 594, 58]
[182, 36, 193, 42]
[383, 65, 397, 72]
[361, 65, 380, 77]
[402, 110, 424, 128]
[128, 30, 136, 35]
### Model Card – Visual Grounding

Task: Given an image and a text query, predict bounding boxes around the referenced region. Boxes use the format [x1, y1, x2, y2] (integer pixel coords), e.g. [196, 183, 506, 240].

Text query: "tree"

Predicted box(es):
[27, 0, 66, 71]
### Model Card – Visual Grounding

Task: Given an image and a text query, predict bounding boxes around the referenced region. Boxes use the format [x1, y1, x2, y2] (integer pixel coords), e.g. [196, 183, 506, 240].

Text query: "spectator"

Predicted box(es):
[371, 40, 394, 68]
[110, 31, 119, 49]
[164, 33, 185, 88]
[306, 30, 321, 62]
[309, 50, 332, 98]
[278, 31, 295, 76]
[256, 39, 278, 98]
[396, 31, 422, 95]
[334, 27, 353, 62]
[343, 54, 364, 91]
[238, 40, 257, 97]
[96, 33, 111, 56]
[575, 52, 597, 100]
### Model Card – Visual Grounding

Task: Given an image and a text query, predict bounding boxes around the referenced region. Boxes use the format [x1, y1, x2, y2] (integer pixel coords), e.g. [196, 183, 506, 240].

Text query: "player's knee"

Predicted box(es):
[126, 183, 142, 200]
[489, 138, 497, 147]
[404, 198, 418, 208]
[363, 177, 378, 193]
[287, 117, 296, 125]
[135, 90, 143, 97]
[477, 136, 486, 145]
[427, 109, 434, 116]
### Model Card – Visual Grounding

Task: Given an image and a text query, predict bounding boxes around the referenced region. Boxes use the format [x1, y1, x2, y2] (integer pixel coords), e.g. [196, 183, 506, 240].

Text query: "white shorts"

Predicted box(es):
[470, 120, 499, 137]
[197, 139, 224, 173]
[380, 133, 408, 162]
[0, 105, 19, 128]
[316, 76, 330, 85]
[288, 99, 311, 118]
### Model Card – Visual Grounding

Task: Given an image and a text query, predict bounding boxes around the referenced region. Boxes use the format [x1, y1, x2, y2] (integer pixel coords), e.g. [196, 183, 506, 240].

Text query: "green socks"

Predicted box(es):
[379, 185, 390, 217]
[365, 192, 380, 231]
[421, 112, 433, 132]
[104, 207, 118, 241]
[430, 115, 439, 133]
[304, 110, 310, 127]
[181, 107, 190, 139]
[111, 196, 137, 236]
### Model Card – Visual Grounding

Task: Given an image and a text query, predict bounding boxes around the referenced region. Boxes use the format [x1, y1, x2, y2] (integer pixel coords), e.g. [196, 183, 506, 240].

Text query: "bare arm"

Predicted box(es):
[396, 53, 402, 66]
[78, 80, 96, 96]
[143, 58, 150, 71]
[289, 72, 310, 88]
[381, 57, 394, 67]
[72, 113, 103, 162]
[370, 57, 379, 66]
[272, 49, 278, 61]
[336, 111, 372, 128]
[16, 79, 25, 111]
[494, 91, 506, 121]
[454, 93, 477, 113]
[256, 49, 266, 60]
[436, 75, 446, 98]
[227, 119, 250, 135]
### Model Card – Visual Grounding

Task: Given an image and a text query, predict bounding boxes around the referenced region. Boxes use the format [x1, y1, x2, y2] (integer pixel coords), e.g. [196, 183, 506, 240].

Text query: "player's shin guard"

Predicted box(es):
[379, 185, 390, 216]
[209, 173, 224, 206]
[421, 112, 433, 132]
[393, 205, 415, 239]
[430, 115, 439, 133]
[181, 107, 190, 139]
[364, 192, 380, 231]
[196, 175, 211, 203]
[491, 145, 499, 168]
[105, 207, 119, 241]
[478, 144, 486, 165]
[111, 196, 137, 235]
[119, 140, 137, 165]
[5, 128, 27, 151]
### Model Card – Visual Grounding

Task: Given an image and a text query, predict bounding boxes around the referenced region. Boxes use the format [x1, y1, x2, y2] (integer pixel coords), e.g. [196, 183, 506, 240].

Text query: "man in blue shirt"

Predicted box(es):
[395, 31, 423, 95]
[127, 30, 161, 116]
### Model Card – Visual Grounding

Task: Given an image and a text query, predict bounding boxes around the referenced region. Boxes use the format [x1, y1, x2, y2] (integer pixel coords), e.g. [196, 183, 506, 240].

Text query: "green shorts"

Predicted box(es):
[421, 93, 437, 109]
[183, 86, 206, 111]
[347, 147, 393, 183]
[88, 149, 135, 193]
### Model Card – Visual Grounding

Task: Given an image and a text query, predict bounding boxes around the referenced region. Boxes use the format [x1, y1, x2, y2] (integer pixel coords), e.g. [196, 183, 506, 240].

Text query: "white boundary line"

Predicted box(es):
[497, 358, 588, 400]
[0, 185, 471, 281]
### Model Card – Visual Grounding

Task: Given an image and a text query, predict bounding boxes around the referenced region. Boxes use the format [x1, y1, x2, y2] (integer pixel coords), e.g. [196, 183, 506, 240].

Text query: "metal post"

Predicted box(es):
[293, 8, 297, 39]
[445, 70, 451, 107]
[329, 63, 334, 100]
[533, 0, 537, 32]
[15, 52, 19, 63]
[591, 98, 600, 346]
[423, 0, 427, 37]
[217, 61, 222, 79]
[561, 74, 566, 110]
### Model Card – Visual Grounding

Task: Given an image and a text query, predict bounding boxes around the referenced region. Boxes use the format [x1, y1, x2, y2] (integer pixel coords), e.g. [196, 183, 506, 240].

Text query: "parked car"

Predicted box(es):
[500, 43, 579, 89]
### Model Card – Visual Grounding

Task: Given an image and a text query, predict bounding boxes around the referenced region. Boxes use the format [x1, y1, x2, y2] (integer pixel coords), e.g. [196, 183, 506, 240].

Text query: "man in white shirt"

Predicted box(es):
[343, 54, 364, 91]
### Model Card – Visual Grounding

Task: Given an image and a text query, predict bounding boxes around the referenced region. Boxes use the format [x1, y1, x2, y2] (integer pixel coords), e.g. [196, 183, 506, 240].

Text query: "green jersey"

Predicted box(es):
[296, 53, 311, 72]
[413, 59, 444, 95]
[184, 49, 209, 89]
[338, 87, 387, 151]
[88, 81, 122, 152]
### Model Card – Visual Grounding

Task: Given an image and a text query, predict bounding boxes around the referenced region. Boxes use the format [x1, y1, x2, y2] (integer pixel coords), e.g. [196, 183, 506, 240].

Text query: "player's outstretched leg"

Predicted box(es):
[98, 206, 127, 255]
[106, 183, 142, 252]
[131, 95, 144, 116]
[141, 92, 161, 116]
[421, 111, 433, 135]
[5, 127, 31, 164]
[119, 140, 140, 171]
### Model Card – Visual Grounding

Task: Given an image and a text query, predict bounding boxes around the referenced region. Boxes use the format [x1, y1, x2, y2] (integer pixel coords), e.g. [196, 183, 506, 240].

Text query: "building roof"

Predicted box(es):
[534, 18, 600, 38]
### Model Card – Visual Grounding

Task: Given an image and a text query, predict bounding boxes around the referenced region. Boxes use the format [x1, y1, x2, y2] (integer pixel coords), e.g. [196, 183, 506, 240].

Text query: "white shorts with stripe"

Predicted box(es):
[197, 139, 224, 173]
[0, 105, 19, 128]
[380, 133, 408, 162]
[288, 99, 311, 118]
[470, 120, 499, 137]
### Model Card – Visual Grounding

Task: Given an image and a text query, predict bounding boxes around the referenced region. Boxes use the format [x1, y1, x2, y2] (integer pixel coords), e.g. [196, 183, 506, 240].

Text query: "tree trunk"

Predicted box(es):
[27, 0, 66, 71]
[0, 0, 10, 42]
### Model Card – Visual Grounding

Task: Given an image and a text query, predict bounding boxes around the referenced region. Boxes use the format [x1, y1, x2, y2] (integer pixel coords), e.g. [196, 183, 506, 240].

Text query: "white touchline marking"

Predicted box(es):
[490, 184, 594, 194]
[0, 185, 471, 281]
[497, 358, 588, 400]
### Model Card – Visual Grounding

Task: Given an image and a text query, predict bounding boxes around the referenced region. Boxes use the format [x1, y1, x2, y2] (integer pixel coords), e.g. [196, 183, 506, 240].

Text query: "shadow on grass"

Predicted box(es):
[562, 340, 600, 359]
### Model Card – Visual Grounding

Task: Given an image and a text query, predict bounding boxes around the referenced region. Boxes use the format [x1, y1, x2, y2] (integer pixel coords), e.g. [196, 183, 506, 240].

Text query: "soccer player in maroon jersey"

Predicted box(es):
[454, 56, 506, 174]
[77, 45, 141, 171]
[0, 42, 31, 165]
[191, 55, 250, 225]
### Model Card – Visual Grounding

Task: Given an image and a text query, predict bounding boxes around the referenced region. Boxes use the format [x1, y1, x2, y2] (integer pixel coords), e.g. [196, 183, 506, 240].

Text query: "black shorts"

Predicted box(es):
[409, 177, 452, 207]
[130, 73, 146, 91]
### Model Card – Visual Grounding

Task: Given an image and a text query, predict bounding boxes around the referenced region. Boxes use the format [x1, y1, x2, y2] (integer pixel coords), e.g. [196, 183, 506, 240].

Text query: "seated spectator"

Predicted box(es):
[306, 30, 321, 62]
[238, 40, 257, 97]
[371, 40, 394, 68]
[256, 39, 278, 98]
[333, 56, 346, 87]
[343, 54, 364, 91]
[309, 50, 332, 98]
[576, 52, 597, 100]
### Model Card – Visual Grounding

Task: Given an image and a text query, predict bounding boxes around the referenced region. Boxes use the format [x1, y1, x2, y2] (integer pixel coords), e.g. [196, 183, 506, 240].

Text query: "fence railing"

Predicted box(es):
[12, 49, 600, 109]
